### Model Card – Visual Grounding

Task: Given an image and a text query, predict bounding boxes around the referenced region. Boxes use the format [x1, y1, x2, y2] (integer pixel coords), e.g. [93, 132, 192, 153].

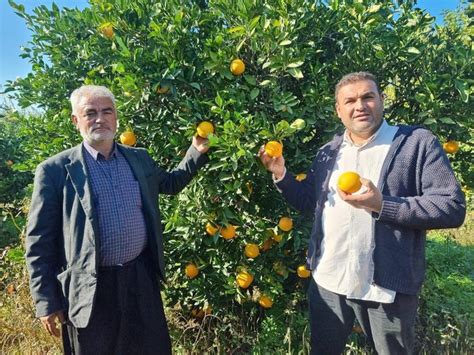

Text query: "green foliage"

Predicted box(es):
[1, 0, 472, 353]
[417, 230, 474, 353]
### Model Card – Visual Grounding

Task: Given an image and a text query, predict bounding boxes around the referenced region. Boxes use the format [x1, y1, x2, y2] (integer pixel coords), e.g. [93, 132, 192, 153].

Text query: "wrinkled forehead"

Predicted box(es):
[77, 95, 115, 110]
[336, 80, 379, 100]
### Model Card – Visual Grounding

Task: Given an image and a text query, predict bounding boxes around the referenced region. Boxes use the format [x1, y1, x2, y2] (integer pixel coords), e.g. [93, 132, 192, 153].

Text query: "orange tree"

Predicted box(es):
[3, 0, 472, 351]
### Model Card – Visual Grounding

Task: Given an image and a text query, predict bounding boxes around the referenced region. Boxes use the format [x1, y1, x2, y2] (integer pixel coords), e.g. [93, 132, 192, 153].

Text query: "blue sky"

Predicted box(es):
[0, 0, 465, 89]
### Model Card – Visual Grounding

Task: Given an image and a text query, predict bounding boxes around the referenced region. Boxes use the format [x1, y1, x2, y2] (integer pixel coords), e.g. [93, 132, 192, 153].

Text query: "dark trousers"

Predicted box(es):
[62, 253, 172, 355]
[308, 278, 418, 355]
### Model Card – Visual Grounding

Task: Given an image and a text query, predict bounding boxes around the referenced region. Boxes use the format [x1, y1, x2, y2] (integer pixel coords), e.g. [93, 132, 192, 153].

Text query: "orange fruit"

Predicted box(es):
[99, 22, 114, 39]
[236, 271, 253, 289]
[221, 225, 237, 239]
[272, 233, 282, 243]
[261, 238, 274, 252]
[295, 173, 307, 181]
[157, 85, 170, 94]
[120, 131, 137, 146]
[206, 222, 219, 236]
[244, 243, 260, 258]
[337, 171, 362, 194]
[258, 295, 273, 309]
[297, 265, 311, 278]
[196, 121, 214, 138]
[185, 263, 199, 279]
[245, 182, 253, 194]
[191, 308, 205, 319]
[443, 140, 459, 154]
[353, 325, 364, 334]
[265, 141, 283, 158]
[230, 59, 245, 75]
[278, 217, 293, 232]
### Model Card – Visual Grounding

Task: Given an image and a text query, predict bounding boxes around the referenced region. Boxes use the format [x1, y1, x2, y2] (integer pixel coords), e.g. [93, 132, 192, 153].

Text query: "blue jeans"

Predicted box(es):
[308, 278, 418, 355]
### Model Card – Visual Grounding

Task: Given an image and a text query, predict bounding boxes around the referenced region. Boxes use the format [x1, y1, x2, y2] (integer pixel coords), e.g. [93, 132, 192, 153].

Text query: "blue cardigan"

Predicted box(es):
[276, 125, 466, 295]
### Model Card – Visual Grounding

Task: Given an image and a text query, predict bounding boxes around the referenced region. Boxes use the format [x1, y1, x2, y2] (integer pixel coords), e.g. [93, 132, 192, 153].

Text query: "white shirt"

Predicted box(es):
[313, 120, 399, 303]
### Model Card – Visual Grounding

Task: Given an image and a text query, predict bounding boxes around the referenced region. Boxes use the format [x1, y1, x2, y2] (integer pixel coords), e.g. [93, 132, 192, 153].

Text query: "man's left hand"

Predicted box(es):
[192, 135, 210, 154]
[337, 177, 383, 213]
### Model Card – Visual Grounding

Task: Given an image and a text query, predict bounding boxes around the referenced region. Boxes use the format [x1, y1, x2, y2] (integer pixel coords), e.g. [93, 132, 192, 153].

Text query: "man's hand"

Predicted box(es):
[258, 145, 286, 179]
[40, 310, 65, 337]
[337, 177, 383, 213]
[192, 135, 210, 154]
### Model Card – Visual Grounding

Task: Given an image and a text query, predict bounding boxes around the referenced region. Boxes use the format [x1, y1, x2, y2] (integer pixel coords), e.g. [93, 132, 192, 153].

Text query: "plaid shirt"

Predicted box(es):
[83, 142, 147, 266]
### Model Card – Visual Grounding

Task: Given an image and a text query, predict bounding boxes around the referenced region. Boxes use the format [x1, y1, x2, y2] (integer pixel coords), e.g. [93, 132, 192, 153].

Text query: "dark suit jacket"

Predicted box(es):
[26, 143, 208, 327]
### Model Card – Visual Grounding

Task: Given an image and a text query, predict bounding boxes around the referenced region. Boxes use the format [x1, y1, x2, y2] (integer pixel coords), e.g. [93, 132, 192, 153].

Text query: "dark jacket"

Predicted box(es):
[276, 125, 466, 295]
[26, 143, 208, 327]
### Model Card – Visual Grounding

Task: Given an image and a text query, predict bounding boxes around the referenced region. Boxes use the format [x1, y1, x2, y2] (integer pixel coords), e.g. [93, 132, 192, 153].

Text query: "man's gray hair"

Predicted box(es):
[70, 85, 116, 115]
[335, 72, 381, 100]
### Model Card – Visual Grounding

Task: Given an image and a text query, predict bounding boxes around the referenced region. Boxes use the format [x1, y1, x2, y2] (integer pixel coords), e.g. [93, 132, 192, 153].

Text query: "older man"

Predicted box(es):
[26, 85, 210, 354]
[260, 72, 465, 354]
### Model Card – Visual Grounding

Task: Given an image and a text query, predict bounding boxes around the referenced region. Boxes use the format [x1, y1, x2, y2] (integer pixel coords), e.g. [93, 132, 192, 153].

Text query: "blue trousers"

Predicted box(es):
[62, 252, 172, 355]
[308, 278, 418, 355]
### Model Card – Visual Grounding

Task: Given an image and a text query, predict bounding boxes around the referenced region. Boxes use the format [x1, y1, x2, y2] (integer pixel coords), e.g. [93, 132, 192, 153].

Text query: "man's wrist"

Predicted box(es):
[272, 168, 286, 182]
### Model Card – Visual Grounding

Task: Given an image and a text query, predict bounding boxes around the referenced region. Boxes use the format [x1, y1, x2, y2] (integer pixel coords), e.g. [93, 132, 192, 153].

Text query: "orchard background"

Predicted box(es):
[0, 0, 472, 353]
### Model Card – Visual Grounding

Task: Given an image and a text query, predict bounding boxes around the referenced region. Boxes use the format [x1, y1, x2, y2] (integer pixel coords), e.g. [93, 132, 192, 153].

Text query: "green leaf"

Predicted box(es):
[407, 47, 421, 55]
[112, 62, 125, 73]
[288, 68, 304, 79]
[287, 61, 304, 68]
[279, 39, 292, 46]
[439, 117, 456, 124]
[249, 16, 261, 30]
[228, 26, 245, 34]
[243, 75, 256, 86]
[190, 82, 201, 90]
[454, 79, 469, 103]
[115, 36, 131, 57]
[250, 88, 260, 100]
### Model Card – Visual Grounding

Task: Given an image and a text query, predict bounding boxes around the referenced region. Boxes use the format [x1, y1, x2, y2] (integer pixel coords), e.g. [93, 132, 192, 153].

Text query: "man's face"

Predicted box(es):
[335, 80, 384, 141]
[71, 95, 117, 145]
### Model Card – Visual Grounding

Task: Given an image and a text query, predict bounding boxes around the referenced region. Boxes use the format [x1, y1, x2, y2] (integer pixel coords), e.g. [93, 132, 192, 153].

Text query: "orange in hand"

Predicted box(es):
[265, 141, 283, 158]
[337, 171, 362, 194]
[196, 121, 214, 138]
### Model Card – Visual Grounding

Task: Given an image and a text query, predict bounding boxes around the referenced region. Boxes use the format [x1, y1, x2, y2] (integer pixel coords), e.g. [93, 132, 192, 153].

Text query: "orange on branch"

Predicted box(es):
[99, 22, 114, 39]
[236, 271, 253, 289]
[258, 295, 273, 309]
[443, 140, 459, 154]
[297, 265, 311, 278]
[221, 225, 237, 240]
[244, 243, 260, 258]
[278, 217, 293, 232]
[230, 59, 245, 75]
[120, 131, 136, 146]
[185, 263, 199, 279]
[205, 222, 219, 236]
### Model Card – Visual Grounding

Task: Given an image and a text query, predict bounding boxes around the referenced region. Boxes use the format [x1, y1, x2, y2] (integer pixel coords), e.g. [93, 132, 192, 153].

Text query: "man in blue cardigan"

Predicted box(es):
[260, 72, 466, 354]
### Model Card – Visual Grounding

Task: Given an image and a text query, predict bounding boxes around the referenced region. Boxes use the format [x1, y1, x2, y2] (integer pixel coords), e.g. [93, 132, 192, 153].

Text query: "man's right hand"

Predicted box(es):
[258, 145, 286, 179]
[40, 310, 65, 337]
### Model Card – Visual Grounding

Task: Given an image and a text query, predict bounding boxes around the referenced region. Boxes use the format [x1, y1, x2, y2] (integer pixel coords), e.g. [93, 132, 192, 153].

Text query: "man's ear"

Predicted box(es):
[335, 102, 341, 119]
[71, 114, 78, 128]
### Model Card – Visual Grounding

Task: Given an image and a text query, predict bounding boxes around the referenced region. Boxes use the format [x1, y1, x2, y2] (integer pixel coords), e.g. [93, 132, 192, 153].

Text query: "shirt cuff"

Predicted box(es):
[272, 167, 287, 183]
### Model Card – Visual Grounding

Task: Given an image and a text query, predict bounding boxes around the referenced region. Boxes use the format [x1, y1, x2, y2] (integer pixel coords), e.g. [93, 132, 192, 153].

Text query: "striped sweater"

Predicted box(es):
[276, 125, 466, 295]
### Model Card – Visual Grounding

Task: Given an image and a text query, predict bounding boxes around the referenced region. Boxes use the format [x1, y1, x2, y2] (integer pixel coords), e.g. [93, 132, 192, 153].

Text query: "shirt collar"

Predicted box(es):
[83, 141, 118, 160]
[343, 120, 389, 148]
